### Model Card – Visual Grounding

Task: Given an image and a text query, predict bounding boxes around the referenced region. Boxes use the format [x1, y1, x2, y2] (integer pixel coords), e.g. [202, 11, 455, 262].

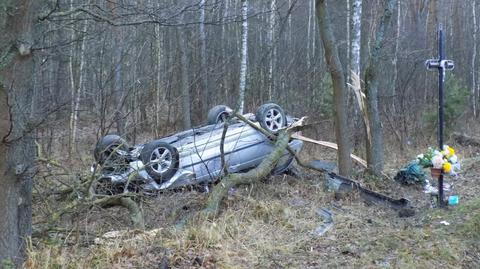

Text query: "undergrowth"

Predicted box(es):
[25, 173, 480, 268]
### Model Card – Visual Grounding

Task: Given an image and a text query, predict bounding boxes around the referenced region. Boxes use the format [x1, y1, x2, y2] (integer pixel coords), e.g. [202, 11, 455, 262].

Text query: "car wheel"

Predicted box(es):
[255, 103, 287, 133]
[207, 105, 232, 125]
[140, 141, 179, 184]
[94, 134, 129, 165]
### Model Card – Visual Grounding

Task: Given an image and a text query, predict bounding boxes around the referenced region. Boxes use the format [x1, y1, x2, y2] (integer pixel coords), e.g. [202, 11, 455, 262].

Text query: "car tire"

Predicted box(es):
[140, 141, 179, 184]
[255, 103, 287, 133]
[207, 105, 232, 125]
[94, 134, 129, 165]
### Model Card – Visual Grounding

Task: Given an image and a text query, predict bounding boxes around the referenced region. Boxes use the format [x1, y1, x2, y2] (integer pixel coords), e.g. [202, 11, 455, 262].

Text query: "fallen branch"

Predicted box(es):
[94, 196, 145, 230]
[202, 130, 291, 217]
[201, 116, 307, 217]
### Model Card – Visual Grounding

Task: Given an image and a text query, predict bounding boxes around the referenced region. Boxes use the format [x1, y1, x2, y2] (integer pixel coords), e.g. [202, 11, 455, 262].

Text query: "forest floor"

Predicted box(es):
[27, 143, 480, 269]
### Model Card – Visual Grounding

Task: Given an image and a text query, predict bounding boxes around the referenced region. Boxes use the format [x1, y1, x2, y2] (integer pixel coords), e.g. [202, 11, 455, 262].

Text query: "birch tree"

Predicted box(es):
[351, 0, 362, 75]
[267, 0, 277, 99]
[237, 0, 248, 114]
[68, 2, 88, 156]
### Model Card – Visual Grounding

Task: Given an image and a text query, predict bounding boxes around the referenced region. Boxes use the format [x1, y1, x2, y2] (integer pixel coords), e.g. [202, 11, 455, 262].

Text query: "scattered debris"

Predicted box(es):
[307, 160, 336, 173]
[394, 161, 426, 185]
[313, 208, 334, 236]
[439, 221, 450, 226]
[448, 195, 459, 205]
[94, 229, 162, 245]
[324, 173, 413, 213]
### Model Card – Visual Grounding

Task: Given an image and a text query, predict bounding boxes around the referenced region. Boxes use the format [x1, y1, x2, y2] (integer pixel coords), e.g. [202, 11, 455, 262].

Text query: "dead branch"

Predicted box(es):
[35, 139, 146, 231]
[94, 196, 145, 230]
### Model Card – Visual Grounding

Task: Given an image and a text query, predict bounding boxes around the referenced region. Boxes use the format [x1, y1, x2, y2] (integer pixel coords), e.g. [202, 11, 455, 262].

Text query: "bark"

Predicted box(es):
[154, 23, 162, 137]
[315, 0, 353, 176]
[221, 0, 230, 102]
[351, 0, 362, 75]
[237, 0, 248, 114]
[95, 197, 145, 230]
[0, 1, 37, 264]
[179, 24, 192, 129]
[391, 0, 400, 114]
[69, 12, 88, 156]
[363, 0, 396, 176]
[199, 0, 209, 116]
[267, 0, 276, 99]
[346, 0, 351, 80]
[307, 0, 312, 69]
[472, 0, 477, 117]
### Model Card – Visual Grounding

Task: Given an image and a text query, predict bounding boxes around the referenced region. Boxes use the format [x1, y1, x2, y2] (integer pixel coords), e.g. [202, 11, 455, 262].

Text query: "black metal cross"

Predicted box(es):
[425, 24, 455, 207]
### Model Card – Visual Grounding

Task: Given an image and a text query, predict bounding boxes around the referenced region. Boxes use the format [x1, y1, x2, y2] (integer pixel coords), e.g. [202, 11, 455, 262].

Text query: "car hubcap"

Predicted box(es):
[149, 147, 172, 174]
[264, 108, 284, 131]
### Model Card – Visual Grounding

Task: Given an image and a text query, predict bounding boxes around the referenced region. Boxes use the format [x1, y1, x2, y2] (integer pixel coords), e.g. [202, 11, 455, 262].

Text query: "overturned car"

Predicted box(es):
[93, 103, 303, 193]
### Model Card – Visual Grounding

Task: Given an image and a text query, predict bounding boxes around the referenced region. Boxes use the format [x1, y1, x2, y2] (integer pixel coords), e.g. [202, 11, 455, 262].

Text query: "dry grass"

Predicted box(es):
[27, 122, 480, 268]
[26, 163, 480, 269]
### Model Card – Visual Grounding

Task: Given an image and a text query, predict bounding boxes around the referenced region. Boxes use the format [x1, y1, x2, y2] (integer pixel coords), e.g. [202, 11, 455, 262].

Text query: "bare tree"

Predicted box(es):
[351, 0, 362, 75]
[363, 0, 396, 176]
[179, 18, 192, 129]
[199, 0, 209, 115]
[68, 1, 89, 156]
[315, 0, 352, 176]
[472, 0, 477, 117]
[238, 0, 248, 114]
[0, 0, 38, 264]
[267, 0, 277, 99]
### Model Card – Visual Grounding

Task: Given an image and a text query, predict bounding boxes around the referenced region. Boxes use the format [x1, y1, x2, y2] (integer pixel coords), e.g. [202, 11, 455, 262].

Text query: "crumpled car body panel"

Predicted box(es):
[95, 113, 303, 192]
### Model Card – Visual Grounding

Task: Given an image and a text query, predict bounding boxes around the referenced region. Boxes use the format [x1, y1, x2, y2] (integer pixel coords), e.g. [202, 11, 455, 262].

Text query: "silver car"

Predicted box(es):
[93, 103, 303, 193]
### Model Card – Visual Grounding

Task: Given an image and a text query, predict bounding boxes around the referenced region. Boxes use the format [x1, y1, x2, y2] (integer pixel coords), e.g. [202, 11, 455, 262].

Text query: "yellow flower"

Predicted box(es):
[443, 162, 452, 174]
[447, 146, 455, 157]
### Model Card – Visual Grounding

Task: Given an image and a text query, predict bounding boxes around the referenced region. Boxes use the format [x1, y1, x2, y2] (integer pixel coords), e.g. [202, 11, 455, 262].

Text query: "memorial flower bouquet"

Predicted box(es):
[416, 145, 460, 176]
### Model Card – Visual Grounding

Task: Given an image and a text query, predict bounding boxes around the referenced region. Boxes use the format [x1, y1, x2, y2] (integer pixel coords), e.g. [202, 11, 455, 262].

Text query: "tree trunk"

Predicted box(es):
[363, 0, 396, 176]
[199, 0, 209, 116]
[0, 1, 37, 264]
[179, 25, 192, 129]
[472, 0, 477, 117]
[69, 9, 88, 156]
[351, 0, 362, 75]
[154, 23, 162, 137]
[267, 0, 276, 100]
[315, 0, 353, 176]
[237, 0, 248, 114]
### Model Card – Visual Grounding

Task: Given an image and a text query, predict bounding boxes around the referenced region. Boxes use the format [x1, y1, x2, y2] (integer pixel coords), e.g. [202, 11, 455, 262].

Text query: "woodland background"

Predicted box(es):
[1, 0, 480, 267]
[25, 0, 480, 157]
